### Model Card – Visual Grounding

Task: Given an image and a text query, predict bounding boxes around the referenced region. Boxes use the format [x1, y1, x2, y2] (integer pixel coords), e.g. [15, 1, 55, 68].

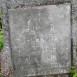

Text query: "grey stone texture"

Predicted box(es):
[8, 4, 71, 77]
[1, 0, 77, 77]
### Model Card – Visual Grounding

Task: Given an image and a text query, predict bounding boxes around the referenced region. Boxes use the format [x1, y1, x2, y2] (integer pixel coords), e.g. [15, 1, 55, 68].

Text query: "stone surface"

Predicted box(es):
[9, 0, 70, 9]
[8, 4, 71, 77]
[71, 0, 77, 64]
[2, 0, 77, 77]
[1, 0, 13, 77]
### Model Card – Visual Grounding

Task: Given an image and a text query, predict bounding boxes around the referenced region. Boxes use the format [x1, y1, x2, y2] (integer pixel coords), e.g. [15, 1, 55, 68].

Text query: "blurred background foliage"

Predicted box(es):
[0, 8, 3, 50]
[0, 8, 2, 28]
[0, 8, 3, 77]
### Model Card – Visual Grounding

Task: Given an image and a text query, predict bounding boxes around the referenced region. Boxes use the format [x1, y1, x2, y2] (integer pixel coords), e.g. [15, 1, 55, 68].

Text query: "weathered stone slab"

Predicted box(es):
[8, 3, 71, 77]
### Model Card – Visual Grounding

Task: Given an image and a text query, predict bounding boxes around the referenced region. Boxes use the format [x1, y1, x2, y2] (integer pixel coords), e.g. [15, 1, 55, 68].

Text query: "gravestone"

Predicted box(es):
[1, 0, 77, 77]
[8, 4, 71, 77]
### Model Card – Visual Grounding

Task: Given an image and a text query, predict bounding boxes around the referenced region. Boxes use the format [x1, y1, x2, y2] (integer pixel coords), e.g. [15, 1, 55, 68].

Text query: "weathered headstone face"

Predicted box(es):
[8, 3, 71, 77]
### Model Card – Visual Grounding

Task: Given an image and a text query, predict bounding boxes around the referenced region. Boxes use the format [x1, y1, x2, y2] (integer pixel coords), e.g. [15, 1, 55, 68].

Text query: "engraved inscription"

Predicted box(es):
[9, 4, 71, 77]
